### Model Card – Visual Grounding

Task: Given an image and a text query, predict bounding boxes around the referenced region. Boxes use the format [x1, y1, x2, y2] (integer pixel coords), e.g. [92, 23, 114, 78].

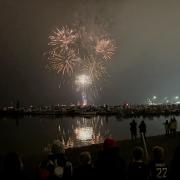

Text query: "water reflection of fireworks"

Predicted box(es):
[75, 127, 93, 141]
[44, 116, 111, 149]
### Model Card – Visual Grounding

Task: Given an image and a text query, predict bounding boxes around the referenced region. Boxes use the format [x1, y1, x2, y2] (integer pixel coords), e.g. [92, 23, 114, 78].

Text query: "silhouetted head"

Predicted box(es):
[51, 140, 65, 154]
[153, 146, 165, 162]
[79, 151, 91, 165]
[132, 146, 144, 161]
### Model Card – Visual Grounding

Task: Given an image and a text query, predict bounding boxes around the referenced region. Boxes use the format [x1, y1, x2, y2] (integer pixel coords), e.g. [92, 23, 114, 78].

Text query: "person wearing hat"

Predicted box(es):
[95, 138, 127, 179]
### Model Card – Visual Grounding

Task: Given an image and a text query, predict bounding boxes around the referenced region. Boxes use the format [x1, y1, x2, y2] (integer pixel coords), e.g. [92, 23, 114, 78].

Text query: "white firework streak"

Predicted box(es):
[81, 56, 107, 96]
[83, 57, 107, 81]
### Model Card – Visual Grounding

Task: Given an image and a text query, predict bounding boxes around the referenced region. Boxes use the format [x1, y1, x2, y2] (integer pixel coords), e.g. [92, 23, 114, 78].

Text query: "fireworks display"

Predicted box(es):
[46, 21, 117, 105]
[48, 48, 80, 76]
[75, 74, 92, 106]
[48, 27, 78, 48]
[75, 74, 92, 87]
[83, 56, 107, 81]
[96, 39, 116, 60]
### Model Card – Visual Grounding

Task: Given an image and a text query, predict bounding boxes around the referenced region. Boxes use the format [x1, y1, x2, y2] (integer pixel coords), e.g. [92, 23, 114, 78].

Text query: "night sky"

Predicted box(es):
[1, 0, 180, 106]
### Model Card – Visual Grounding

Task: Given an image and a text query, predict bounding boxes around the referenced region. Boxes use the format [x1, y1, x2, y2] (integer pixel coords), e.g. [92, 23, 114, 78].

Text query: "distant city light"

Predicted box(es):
[145, 95, 180, 105]
[153, 96, 157, 100]
[175, 96, 179, 100]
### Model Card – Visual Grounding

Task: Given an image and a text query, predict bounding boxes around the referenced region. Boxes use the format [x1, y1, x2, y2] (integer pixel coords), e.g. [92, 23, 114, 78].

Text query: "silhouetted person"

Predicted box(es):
[1, 152, 26, 180]
[73, 151, 94, 179]
[163, 120, 169, 135]
[128, 146, 148, 180]
[130, 120, 137, 141]
[38, 140, 72, 179]
[149, 146, 168, 180]
[169, 118, 174, 135]
[95, 138, 127, 179]
[172, 117, 177, 134]
[139, 120, 147, 139]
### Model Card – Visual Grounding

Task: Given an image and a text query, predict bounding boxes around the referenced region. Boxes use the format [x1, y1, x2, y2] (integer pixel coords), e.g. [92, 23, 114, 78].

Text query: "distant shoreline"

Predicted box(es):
[1, 105, 180, 118]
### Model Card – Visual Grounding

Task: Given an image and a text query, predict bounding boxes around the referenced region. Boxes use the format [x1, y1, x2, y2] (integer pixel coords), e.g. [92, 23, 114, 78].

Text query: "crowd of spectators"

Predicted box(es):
[1, 135, 180, 180]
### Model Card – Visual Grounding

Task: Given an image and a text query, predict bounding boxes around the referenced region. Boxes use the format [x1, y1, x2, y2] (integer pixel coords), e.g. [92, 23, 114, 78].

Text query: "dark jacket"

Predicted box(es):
[95, 147, 127, 179]
[73, 164, 94, 179]
[139, 122, 146, 133]
[128, 161, 148, 180]
[149, 160, 168, 180]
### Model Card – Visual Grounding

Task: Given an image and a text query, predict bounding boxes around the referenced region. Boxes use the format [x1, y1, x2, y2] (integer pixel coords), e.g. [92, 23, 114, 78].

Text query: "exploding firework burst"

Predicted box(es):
[48, 26, 78, 48]
[48, 48, 80, 76]
[45, 22, 117, 105]
[95, 39, 116, 60]
[83, 56, 107, 81]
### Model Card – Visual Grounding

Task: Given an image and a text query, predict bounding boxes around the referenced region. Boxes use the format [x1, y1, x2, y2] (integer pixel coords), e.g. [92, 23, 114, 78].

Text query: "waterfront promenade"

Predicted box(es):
[9, 132, 180, 179]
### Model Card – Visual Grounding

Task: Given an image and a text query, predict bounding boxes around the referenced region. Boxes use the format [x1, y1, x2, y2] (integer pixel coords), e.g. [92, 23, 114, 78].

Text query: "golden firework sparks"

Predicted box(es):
[48, 26, 78, 48]
[96, 38, 116, 60]
[83, 56, 107, 81]
[48, 48, 80, 76]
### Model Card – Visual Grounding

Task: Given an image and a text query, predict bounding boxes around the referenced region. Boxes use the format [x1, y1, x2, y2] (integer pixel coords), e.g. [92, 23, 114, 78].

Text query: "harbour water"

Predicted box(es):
[0, 115, 180, 155]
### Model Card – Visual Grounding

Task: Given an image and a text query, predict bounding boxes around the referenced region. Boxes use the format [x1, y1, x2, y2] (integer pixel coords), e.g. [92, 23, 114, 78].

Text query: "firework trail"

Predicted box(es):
[82, 56, 107, 81]
[75, 74, 92, 105]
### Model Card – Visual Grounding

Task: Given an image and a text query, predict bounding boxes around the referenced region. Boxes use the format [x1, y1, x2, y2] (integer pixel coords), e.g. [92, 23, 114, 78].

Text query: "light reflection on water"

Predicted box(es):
[75, 127, 93, 141]
[0, 115, 180, 154]
[53, 117, 111, 149]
